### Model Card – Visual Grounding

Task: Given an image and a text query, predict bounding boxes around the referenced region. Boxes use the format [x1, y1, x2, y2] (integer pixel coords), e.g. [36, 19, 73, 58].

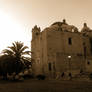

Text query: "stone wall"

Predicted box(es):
[31, 23, 92, 78]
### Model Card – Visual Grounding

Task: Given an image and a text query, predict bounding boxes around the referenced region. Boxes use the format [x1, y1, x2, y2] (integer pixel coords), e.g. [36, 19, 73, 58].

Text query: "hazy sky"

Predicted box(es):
[0, 0, 91, 51]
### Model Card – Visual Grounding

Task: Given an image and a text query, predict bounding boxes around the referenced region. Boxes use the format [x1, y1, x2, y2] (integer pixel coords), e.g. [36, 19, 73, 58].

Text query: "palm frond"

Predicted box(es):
[15, 41, 24, 51]
[12, 42, 16, 49]
[20, 46, 29, 53]
[8, 46, 17, 53]
[21, 51, 31, 55]
[2, 49, 14, 55]
[2, 41, 30, 60]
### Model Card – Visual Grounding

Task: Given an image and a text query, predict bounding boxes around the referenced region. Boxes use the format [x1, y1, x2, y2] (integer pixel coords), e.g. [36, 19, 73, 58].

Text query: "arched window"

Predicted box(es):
[68, 37, 72, 45]
[87, 61, 90, 65]
[48, 63, 52, 71]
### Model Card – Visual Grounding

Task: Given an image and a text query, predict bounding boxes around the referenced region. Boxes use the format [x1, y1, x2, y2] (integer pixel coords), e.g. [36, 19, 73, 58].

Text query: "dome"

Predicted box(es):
[51, 19, 67, 26]
[51, 22, 67, 26]
[47, 19, 78, 32]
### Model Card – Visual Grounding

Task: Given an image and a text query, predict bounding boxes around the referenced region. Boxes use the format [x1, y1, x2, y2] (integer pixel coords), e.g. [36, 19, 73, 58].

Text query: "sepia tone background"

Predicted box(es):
[0, 0, 91, 51]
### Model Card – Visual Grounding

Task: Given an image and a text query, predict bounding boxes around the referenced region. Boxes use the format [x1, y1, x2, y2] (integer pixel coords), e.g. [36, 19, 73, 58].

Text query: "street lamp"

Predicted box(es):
[68, 55, 72, 79]
[68, 55, 71, 71]
[68, 55, 71, 59]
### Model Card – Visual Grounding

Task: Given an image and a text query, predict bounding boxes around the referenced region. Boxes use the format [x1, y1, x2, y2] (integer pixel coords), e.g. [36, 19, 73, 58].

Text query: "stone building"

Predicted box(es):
[31, 19, 92, 78]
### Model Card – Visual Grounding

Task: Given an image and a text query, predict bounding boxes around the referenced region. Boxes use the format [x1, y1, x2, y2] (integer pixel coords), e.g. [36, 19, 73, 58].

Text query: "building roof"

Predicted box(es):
[51, 21, 68, 26]
[49, 19, 78, 32]
[51, 19, 68, 26]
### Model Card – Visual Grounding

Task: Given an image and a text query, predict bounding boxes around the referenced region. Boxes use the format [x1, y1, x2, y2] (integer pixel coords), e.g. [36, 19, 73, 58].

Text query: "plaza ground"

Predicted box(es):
[0, 79, 92, 92]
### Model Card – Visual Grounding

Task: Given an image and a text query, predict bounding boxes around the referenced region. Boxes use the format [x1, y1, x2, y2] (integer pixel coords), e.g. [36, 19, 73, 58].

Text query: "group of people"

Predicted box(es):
[56, 72, 72, 80]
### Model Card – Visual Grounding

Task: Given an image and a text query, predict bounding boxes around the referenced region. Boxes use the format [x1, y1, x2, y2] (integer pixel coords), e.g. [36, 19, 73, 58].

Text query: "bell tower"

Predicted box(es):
[32, 25, 41, 40]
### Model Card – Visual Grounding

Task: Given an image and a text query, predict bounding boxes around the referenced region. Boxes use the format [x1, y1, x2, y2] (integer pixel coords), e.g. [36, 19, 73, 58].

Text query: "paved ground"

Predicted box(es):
[0, 79, 92, 92]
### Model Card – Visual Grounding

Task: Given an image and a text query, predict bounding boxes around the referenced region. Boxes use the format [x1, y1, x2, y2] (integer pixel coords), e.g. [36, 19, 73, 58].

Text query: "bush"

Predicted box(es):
[36, 74, 46, 80]
[23, 74, 34, 79]
[22, 69, 33, 79]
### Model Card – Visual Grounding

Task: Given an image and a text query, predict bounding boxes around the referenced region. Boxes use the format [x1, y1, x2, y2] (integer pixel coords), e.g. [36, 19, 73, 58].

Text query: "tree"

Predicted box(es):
[0, 55, 16, 76]
[1, 41, 31, 75]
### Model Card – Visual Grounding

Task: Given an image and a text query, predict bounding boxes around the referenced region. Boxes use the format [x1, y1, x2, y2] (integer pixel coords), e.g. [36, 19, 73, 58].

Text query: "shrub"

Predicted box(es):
[36, 74, 46, 80]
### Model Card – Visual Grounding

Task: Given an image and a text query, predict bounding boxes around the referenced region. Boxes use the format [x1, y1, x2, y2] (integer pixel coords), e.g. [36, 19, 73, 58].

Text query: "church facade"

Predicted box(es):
[31, 20, 92, 78]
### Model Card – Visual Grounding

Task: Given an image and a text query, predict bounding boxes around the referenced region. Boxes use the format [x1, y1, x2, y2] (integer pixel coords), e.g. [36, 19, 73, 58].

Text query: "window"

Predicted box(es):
[53, 62, 56, 71]
[36, 32, 39, 35]
[84, 46, 86, 58]
[87, 61, 90, 65]
[48, 63, 52, 71]
[64, 30, 68, 32]
[83, 42, 85, 46]
[37, 60, 40, 64]
[80, 69, 83, 73]
[68, 37, 72, 45]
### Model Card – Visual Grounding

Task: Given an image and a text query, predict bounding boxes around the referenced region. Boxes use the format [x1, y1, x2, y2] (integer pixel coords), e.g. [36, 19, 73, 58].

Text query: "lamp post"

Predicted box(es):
[68, 56, 71, 72]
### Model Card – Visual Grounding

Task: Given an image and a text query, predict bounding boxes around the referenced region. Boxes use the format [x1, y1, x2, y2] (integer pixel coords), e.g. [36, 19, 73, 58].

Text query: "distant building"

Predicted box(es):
[31, 19, 92, 78]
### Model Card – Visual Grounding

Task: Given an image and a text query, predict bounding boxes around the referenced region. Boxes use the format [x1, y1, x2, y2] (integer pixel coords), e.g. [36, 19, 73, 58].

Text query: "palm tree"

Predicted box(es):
[2, 41, 31, 74]
[3, 41, 31, 58]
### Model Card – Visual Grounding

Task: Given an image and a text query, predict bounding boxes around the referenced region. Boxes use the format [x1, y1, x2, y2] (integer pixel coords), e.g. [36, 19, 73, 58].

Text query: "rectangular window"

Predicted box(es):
[84, 46, 86, 58]
[53, 62, 56, 71]
[48, 63, 51, 71]
[68, 37, 72, 45]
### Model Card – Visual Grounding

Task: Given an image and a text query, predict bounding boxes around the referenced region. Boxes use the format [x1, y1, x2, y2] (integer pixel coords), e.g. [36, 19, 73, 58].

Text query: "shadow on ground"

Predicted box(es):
[0, 79, 92, 92]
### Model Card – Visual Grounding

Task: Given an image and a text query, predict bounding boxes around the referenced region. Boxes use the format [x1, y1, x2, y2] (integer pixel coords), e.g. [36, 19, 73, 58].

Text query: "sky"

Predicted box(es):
[0, 0, 91, 52]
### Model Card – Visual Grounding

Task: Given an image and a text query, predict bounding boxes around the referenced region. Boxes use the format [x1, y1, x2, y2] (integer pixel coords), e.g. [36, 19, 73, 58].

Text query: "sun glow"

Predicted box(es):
[0, 11, 29, 52]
